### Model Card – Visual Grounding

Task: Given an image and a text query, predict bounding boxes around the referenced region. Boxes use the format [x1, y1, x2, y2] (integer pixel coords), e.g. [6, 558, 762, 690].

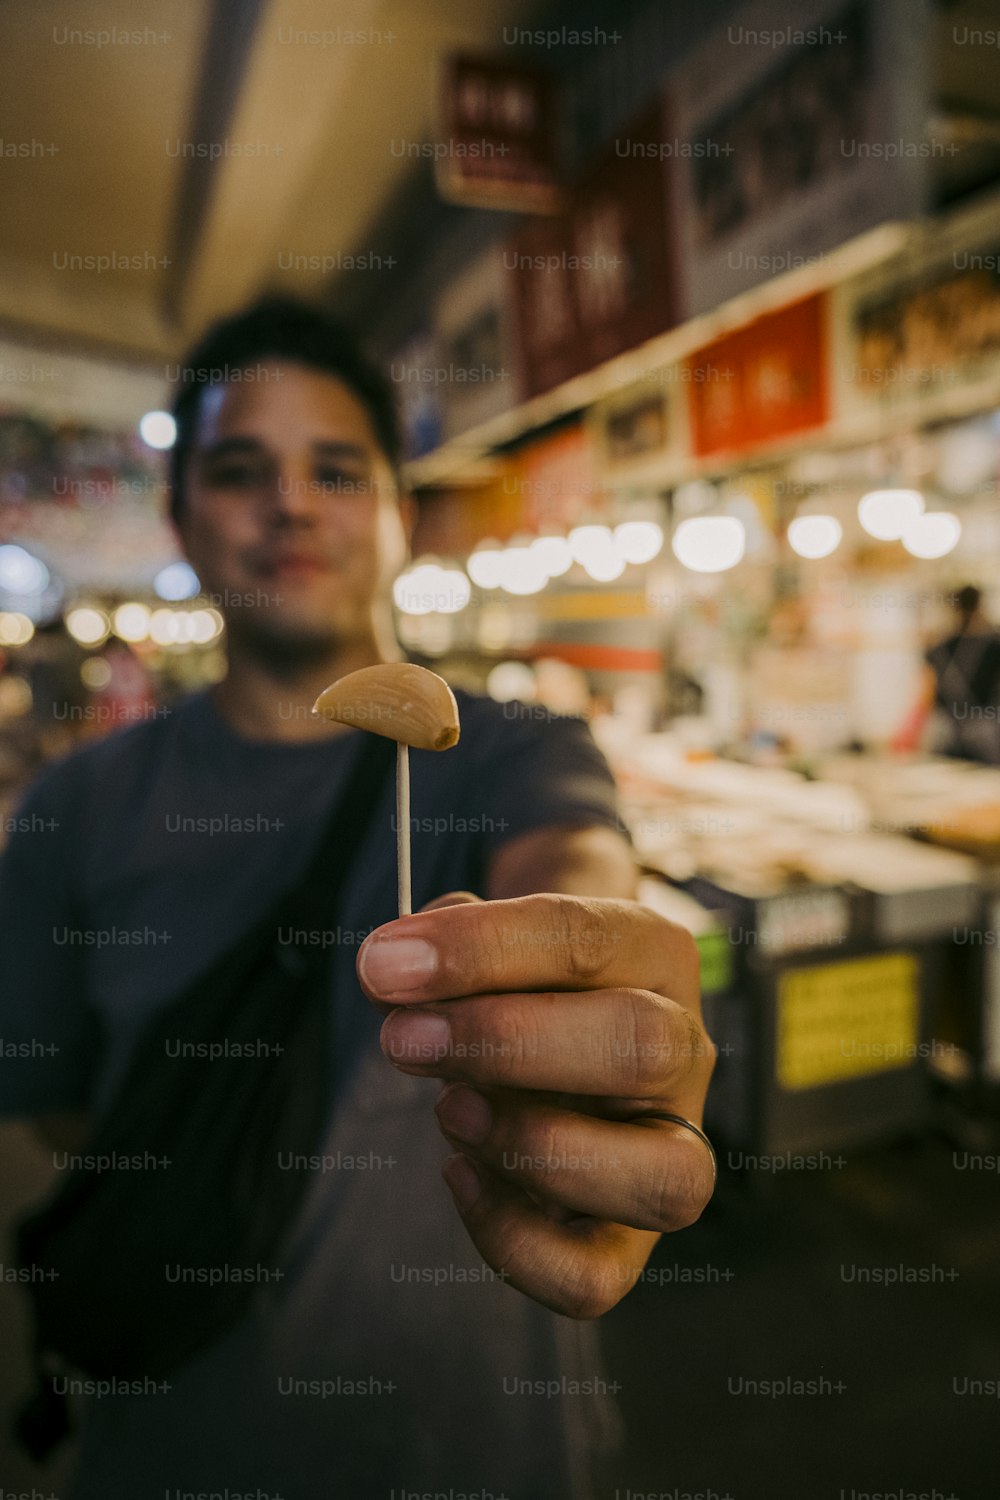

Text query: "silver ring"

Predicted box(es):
[632, 1111, 717, 1188]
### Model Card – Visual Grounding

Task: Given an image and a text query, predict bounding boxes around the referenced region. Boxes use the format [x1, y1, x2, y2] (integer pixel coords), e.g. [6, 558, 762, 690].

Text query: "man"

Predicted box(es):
[1, 297, 716, 1498]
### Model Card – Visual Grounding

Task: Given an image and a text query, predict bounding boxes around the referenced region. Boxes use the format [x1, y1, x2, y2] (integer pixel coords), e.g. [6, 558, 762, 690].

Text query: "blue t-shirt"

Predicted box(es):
[0, 688, 625, 1499]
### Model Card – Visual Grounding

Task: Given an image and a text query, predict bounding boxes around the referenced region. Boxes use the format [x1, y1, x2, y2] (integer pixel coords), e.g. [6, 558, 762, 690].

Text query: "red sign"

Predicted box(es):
[437, 54, 562, 213]
[686, 293, 828, 458]
[505, 103, 680, 400]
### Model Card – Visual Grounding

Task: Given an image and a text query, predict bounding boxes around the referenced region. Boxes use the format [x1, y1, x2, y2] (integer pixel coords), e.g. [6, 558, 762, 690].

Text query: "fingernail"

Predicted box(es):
[436, 1085, 492, 1146]
[443, 1153, 482, 1210]
[360, 936, 438, 995]
[381, 1009, 450, 1066]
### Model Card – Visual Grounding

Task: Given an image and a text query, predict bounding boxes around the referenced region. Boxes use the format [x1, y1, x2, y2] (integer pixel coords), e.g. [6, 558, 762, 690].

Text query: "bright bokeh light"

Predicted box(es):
[130, 606, 225, 647]
[149, 608, 179, 645]
[901, 511, 961, 559]
[466, 548, 505, 590]
[81, 657, 112, 689]
[614, 520, 664, 564]
[486, 661, 537, 702]
[581, 550, 626, 582]
[568, 525, 614, 567]
[192, 607, 224, 642]
[432, 565, 471, 615]
[113, 602, 152, 642]
[787, 515, 843, 560]
[154, 561, 200, 601]
[496, 546, 548, 595]
[858, 488, 924, 541]
[529, 535, 573, 577]
[139, 410, 177, 449]
[0, 544, 49, 596]
[0, 611, 35, 646]
[66, 606, 110, 646]
[393, 563, 470, 615]
[672, 516, 746, 573]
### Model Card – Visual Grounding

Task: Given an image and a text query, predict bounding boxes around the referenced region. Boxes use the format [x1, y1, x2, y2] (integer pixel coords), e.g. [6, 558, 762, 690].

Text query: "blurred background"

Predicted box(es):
[2, 0, 1000, 1493]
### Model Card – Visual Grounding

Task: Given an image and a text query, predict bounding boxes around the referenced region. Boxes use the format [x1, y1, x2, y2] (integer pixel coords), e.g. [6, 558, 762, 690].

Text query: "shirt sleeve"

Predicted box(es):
[473, 703, 626, 855]
[0, 757, 102, 1117]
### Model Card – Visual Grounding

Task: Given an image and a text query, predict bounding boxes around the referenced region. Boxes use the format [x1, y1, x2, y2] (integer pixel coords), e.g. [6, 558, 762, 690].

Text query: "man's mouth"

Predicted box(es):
[256, 552, 338, 579]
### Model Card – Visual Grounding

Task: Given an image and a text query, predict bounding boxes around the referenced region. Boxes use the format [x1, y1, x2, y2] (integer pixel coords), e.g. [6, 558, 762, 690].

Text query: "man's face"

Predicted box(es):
[174, 360, 409, 657]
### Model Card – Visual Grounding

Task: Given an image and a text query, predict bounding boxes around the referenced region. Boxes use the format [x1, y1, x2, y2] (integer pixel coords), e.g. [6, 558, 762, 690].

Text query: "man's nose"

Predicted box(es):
[265, 462, 319, 521]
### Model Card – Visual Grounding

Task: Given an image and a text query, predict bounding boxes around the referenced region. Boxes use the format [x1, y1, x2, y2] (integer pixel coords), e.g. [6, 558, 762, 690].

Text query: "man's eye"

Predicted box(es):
[207, 464, 262, 486]
[316, 469, 365, 492]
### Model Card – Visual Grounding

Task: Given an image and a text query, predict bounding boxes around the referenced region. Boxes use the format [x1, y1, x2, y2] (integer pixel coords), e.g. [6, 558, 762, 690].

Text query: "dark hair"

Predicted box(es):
[955, 584, 981, 619]
[167, 295, 402, 523]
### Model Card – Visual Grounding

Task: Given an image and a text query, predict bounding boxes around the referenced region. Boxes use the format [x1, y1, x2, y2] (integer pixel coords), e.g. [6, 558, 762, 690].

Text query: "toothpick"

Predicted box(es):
[312, 662, 460, 922]
[396, 742, 411, 917]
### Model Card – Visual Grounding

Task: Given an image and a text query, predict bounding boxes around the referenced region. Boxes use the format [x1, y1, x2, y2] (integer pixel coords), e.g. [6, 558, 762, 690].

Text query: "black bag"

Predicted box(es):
[14, 728, 396, 1457]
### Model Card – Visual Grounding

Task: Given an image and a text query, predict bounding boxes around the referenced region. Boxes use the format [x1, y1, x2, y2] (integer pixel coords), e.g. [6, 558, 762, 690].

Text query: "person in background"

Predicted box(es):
[911, 585, 1000, 763]
[0, 297, 716, 1500]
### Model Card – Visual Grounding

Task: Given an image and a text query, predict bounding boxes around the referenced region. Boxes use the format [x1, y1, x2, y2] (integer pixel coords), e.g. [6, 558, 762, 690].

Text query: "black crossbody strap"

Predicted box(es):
[271, 729, 397, 936]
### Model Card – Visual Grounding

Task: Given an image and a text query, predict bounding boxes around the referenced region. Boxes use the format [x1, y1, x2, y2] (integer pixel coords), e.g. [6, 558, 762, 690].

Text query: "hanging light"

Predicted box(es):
[787, 515, 842, 559]
[581, 551, 626, 582]
[672, 516, 745, 573]
[466, 545, 505, 590]
[901, 512, 961, 559]
[529, 535, 573, 577]
[613, 521, 664, 564]
[568, 524, 615, 567]
[496, 546, 548, 595]
[858, 489, 924, 541]
[394, 562, 470, 615]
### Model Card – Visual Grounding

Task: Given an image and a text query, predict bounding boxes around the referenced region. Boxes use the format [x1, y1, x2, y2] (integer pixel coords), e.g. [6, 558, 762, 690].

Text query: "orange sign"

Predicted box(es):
[686, 293, 829, 458]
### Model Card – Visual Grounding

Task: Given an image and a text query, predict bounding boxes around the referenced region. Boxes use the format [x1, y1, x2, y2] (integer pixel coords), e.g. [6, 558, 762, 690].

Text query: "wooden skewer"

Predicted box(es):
[396, 743, 410, 916]
[312, 662, 460, 916]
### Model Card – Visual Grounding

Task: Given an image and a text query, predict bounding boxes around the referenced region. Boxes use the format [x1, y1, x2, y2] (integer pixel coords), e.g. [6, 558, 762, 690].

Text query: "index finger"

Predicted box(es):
[357, 894, 701, 1011]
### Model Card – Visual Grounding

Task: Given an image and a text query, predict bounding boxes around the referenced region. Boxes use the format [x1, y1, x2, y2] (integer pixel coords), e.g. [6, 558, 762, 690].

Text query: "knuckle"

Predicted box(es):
[513, 893, 615, 984]
[562, 896, 617, 982]
[681, 1010, 716, 1081]
[560, 1262, 622, 1320]
[470, 906, 514, 987]
[519, 1110, 564, 1190]
[634, 1130, 712, 1232]
[612, 990, 677, 1092]
[470, 1000, 540, 1082]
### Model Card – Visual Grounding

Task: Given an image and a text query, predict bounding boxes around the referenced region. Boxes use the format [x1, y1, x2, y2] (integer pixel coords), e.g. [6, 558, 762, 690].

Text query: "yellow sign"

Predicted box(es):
[776, 952, 920, 1091]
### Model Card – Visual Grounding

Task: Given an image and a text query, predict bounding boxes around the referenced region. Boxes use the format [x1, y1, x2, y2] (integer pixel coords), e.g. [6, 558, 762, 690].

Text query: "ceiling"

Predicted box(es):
[0, 0, 545, 364]
[1, 0, 999, 372]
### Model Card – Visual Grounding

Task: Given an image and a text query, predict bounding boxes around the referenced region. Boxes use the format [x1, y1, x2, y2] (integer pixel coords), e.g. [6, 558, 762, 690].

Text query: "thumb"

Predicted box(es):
[362, 892, 483, 1016]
